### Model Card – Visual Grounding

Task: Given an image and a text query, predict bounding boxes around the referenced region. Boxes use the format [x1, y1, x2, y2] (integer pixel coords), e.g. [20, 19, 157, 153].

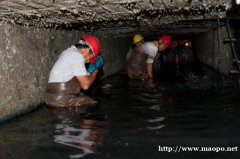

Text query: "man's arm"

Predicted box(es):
[76, 70, 99, 90]
[78, 55, 104, 90]
[147, 63, 153, 79]
[146, 54, 155, 79]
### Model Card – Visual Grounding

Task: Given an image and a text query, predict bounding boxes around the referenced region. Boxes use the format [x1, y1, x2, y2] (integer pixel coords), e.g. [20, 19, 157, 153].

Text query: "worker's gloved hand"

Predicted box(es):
[95, 55, 104, 70]
[87, 55, 104, 73]
[87, 63, 96, 74]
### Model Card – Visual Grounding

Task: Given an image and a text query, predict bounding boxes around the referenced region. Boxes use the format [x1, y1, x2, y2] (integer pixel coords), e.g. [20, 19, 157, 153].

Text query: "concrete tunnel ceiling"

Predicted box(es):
[0, 0, 233, 36]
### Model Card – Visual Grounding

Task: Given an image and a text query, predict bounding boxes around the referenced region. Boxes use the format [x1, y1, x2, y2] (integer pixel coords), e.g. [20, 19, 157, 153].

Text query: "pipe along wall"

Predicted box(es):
[193, 24, 234, 74]
[0, 21, 236, 123]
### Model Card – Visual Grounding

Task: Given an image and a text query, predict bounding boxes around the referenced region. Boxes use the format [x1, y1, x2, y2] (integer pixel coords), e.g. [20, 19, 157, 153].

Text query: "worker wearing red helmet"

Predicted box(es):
[46, 36, 104, 108]
[127, 34, 171, 80]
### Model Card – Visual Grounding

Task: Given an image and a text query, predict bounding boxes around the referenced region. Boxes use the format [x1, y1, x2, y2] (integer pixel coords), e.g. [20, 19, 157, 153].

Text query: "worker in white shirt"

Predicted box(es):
[46, 36, 104, 108]
[127, 34, 172, 80]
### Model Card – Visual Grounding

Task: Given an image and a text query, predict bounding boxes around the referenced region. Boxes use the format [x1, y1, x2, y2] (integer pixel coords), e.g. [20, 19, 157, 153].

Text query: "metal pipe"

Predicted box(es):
[226, 18, 240, 83]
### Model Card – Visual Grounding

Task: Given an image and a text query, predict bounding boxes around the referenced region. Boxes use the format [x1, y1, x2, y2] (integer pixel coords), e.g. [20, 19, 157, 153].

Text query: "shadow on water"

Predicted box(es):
[0, 64, 240, 159]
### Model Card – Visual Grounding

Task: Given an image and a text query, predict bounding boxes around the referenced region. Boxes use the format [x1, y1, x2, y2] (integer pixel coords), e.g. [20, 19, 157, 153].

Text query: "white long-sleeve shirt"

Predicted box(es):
[48, 45, 88, 83]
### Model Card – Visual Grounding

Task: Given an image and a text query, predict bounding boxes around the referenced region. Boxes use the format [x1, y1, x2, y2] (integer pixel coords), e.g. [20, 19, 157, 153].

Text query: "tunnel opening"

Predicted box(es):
[115, 19, 240, 85]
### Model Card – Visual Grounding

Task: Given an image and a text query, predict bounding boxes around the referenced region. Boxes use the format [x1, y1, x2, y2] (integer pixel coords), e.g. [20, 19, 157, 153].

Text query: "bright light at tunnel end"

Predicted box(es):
[236, 0, 240, 5]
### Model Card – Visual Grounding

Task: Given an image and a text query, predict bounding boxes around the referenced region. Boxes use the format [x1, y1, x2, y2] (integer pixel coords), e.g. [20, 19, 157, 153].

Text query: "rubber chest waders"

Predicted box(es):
[46, 77, 97, 107]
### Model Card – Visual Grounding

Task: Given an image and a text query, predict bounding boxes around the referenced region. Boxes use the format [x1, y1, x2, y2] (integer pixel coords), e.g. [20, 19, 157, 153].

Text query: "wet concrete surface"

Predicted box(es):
[0, 64, 240, 159]
[0, 0, 231, 33]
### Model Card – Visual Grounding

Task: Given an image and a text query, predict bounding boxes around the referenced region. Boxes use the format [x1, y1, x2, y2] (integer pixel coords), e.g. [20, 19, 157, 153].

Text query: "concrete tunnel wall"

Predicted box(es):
[0, 22, 131, 123]
[193, 25, 233, 74]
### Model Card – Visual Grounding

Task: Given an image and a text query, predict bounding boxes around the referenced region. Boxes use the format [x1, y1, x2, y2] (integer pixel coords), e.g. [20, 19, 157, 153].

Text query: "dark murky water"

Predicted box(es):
[1, 64, 240, 159]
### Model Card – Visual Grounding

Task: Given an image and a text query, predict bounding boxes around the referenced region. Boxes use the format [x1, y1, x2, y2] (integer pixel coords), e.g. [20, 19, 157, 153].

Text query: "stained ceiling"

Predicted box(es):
[0, 0, 235, 36]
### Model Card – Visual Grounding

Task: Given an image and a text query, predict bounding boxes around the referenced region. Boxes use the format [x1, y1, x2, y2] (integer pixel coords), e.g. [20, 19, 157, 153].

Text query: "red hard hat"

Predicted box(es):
[80, 36, 100, 63]
[159, 34, 172, 47]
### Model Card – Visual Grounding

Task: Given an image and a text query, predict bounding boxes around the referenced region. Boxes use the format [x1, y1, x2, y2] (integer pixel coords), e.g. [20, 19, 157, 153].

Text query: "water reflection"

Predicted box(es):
[147, 117, 166, 130]
[125, 79, 178, 132]
[1, 65, 240, 159]
[51, 106, 107, 159]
